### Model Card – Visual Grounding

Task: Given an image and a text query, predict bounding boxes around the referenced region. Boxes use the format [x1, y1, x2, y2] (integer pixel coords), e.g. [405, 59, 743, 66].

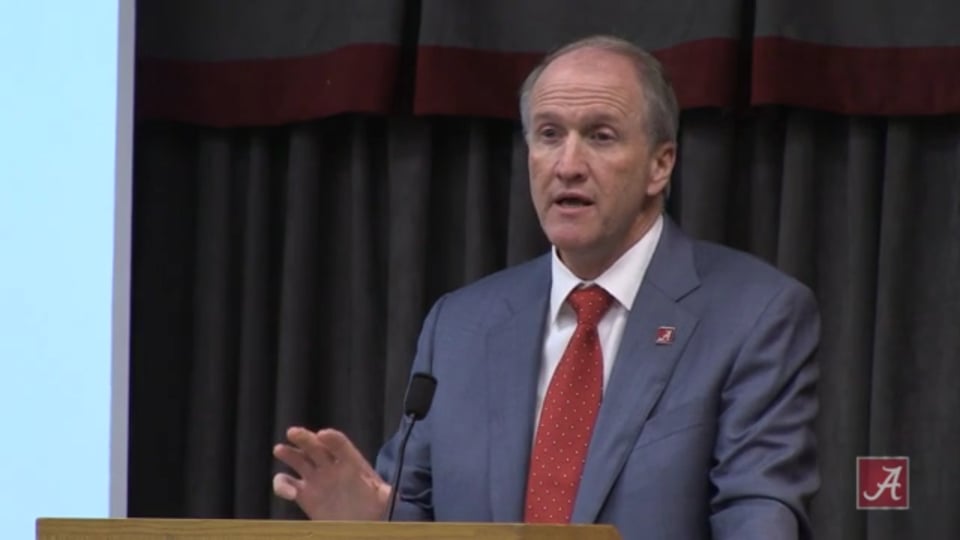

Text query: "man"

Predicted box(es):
[273, 35, 820, 539]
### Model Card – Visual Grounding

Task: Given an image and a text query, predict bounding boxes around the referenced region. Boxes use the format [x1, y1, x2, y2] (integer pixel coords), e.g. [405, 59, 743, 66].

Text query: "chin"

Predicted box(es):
[548, 235, 595, 255]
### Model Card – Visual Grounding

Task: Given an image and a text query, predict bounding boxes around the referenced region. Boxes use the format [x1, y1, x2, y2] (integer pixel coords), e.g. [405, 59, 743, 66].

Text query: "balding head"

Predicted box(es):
[519, 35, 679, 148]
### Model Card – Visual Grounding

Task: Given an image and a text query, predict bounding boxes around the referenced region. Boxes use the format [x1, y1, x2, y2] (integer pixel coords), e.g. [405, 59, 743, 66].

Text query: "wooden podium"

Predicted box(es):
[37, 518, 622, 540]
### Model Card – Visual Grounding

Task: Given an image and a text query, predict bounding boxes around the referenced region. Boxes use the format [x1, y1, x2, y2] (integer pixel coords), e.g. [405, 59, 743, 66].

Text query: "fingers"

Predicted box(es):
[315, 429, 351, 456]
[315, 429, 372, 471]
[275, 427, 372, 484]
[272, 472, 301, 500]
[273, 443, 315, 480]
[287, 427, 337, 465]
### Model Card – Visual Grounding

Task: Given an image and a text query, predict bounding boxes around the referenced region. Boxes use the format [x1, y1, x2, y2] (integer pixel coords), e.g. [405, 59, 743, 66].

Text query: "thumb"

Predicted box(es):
[273, 473, 299, 500]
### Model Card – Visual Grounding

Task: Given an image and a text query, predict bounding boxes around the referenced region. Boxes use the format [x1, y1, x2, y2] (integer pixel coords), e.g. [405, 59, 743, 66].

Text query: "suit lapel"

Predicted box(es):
[486, 258, 550, 522]
[572, 218, 702, 523]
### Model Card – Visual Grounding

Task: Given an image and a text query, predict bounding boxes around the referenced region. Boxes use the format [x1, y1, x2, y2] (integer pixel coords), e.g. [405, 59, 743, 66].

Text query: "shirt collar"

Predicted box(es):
[549, 214, 664, 322]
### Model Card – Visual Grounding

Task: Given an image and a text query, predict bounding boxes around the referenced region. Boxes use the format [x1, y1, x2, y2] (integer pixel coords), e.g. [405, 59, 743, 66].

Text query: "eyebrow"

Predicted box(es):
[531, 110, 624, 127]
[530, 111, 561, 124]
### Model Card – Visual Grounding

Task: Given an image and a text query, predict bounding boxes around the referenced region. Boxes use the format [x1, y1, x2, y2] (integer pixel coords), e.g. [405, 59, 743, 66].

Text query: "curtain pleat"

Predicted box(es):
[866, 119, 960, 539]
[232, 136, 280, 518]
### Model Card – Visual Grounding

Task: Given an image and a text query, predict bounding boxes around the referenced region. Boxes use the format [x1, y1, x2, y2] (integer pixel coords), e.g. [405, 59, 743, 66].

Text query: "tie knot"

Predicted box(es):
[567, 285, 613, 327]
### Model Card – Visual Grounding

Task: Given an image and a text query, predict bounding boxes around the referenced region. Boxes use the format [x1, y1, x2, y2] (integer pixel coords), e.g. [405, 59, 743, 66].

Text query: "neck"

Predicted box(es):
[560, 210, 661, 280]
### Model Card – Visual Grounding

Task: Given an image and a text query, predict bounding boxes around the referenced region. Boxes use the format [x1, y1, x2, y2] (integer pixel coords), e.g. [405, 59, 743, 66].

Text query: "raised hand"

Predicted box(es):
[273, 427, 390, 520]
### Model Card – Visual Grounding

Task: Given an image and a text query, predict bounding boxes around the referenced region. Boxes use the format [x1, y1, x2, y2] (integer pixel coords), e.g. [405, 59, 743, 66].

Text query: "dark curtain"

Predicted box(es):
[130, 110, 960, 537]
[128, 2, 960, 539]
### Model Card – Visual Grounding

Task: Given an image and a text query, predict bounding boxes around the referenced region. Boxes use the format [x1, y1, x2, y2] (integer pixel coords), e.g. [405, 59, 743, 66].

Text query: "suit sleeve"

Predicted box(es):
[710, 282, 821, 540]
[373, 294, 449, 521]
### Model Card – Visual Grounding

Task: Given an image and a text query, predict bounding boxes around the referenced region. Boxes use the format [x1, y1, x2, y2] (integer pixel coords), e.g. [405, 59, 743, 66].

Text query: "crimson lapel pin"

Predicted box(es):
[655, 326, 675, 345]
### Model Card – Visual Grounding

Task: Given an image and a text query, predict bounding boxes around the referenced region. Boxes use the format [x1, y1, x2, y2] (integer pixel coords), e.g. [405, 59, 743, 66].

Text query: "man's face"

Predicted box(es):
[527, 47, 675, 278]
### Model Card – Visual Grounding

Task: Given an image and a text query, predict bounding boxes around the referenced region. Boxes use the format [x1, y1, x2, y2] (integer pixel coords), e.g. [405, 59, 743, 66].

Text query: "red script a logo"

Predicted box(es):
[857, 456, 909, 510]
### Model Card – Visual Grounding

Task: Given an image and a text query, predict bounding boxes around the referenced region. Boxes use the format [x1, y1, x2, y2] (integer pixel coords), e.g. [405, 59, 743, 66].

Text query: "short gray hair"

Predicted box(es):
[519, 35, 679, 146]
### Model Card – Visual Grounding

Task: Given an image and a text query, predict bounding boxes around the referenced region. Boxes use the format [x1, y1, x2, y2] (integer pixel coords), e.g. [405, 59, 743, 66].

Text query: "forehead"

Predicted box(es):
[529, 48, 645, 121]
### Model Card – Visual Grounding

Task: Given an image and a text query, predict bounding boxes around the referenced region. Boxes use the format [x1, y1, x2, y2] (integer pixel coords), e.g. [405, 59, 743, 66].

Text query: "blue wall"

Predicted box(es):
[0, 1, 121, 536]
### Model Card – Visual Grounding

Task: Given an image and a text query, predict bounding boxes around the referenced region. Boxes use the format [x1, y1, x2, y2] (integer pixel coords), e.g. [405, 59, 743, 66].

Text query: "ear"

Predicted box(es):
[646, 142, 676, 197]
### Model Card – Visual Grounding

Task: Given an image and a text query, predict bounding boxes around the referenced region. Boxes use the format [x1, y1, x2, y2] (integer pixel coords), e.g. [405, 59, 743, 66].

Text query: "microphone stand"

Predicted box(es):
[384, 413, 418, 521]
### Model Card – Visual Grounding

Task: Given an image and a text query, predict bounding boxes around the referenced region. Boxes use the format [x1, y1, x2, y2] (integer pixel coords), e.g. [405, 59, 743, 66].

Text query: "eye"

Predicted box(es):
[589, 129, 617, 143]
[535, 125, 562, 143]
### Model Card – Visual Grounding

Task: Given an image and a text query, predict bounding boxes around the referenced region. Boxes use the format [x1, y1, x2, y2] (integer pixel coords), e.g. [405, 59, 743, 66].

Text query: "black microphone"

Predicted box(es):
[384, 372, 437, 521]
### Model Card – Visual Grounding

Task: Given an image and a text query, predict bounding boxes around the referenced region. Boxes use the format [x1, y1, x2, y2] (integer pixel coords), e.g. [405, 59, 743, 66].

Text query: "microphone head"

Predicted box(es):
[404, 373, 437, 420]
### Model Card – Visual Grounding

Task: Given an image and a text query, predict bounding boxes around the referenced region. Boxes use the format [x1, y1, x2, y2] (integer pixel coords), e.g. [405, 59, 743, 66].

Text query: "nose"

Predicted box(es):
[554, 135, 587, 182]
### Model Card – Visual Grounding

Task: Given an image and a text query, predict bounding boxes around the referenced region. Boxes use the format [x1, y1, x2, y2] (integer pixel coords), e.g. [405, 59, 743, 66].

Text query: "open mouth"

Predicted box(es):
[555, 195, 593, 208]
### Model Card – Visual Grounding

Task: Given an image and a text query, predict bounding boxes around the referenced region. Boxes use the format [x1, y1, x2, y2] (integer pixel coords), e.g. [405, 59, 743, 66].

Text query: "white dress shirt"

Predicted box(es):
[534, 214, 664, 427]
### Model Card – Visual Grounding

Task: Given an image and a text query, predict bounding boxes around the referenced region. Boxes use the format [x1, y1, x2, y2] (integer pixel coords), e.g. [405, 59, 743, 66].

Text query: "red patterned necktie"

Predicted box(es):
[524, 285, 614, 523]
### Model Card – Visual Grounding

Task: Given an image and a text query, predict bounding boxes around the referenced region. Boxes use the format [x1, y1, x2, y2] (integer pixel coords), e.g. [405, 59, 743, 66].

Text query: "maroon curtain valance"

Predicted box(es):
[136, 0, 960, 127]
[136, 0, 408, 126]
[750, 0, 960, 116]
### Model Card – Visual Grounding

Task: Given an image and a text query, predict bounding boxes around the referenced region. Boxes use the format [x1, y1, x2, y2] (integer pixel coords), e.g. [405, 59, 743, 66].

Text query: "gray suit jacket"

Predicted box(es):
[376, 217, 820, 539]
